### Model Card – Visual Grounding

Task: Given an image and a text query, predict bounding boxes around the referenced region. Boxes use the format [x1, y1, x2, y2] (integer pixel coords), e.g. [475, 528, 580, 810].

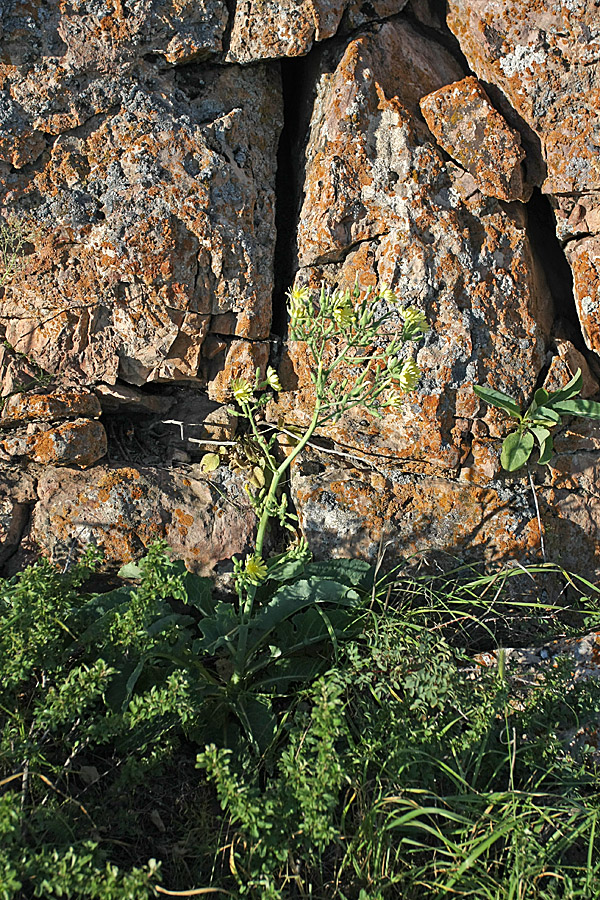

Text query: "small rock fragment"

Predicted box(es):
[420, 76, 527, 202]
[543, 340, 599, 399]
[1, 420, 107, 467]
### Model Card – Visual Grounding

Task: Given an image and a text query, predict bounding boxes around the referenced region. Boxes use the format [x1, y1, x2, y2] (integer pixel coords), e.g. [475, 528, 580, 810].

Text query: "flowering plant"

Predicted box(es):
[224, 283, 427, 697]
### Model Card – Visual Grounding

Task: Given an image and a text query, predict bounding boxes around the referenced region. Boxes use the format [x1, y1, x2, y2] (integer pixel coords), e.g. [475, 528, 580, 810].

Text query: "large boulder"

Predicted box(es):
[446, 0, 600, 195]
[0, 0, 282, 392]
[446, 0, 600, 371]
[32, 463, 256, 574]
[281, 19, 553, 480]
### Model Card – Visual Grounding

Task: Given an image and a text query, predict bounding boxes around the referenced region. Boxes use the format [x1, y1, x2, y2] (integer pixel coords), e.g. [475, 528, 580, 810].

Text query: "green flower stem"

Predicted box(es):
[233, 370, 324, 682]
[241, 400, 278, 472]
[255, 397, 322, 562]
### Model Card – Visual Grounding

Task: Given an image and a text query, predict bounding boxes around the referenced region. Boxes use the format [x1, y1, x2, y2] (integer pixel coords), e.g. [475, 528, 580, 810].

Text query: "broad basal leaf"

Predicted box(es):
[473, 384, 521, 418]
[501, 430, 534, 471]
[182, 571, 215, 617]
[553, 397, 600, 419]
[302, 558, 374, 591]
[246, 577, 360, 656]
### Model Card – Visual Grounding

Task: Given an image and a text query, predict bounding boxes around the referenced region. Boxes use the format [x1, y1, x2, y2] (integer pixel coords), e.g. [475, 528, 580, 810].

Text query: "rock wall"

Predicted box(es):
[1, 0, 600, 577]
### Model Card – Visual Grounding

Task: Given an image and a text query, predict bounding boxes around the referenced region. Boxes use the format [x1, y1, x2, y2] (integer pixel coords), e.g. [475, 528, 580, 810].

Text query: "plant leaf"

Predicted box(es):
[234, 693, 277, 753]
[500, 430, 534, 471]
[530, 425, 551, 449]
[199, 452, 221, 473]
[182, 571, 215, 617]
[246, 577, 361, 657]
[552, 397, 600, 419]
[265, 557, 307, 583]
[530, 425, 554, 465]
[543, 368, 583, 406]
[528, 405, 561, 426]
[538, 433, 554, 465]
[249, 465, 265, 488]
[194, 601, 240, 654]
[118, 561, 143, 579]
[302, 558, 374, 590]
[473, 384, 521, 418]
[105, 658, 145, 712]
[249, 607, 358, 680]
[254, 655, 325, 691]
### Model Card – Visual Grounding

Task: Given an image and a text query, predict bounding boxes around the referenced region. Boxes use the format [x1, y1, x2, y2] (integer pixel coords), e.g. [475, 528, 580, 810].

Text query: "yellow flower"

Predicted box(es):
[265, 366, 282, 392]
[379, 285, 397, 303]
[387, 392, 404, 410]
[231, 378, 254, 404]
[402, 306, 428, 340]
[244, 554, 268, 584]
[397, 358, 421, 393]
[332, 302, 356, 327]
[287, 286, 310, 321]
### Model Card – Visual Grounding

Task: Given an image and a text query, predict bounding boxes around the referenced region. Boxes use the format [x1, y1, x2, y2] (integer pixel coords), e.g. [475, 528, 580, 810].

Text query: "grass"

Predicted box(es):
[0, 547, 599, 899]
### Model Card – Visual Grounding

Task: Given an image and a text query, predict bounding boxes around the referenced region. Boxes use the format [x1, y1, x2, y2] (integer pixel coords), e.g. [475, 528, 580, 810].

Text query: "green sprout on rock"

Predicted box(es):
[474, 368, 600, 472]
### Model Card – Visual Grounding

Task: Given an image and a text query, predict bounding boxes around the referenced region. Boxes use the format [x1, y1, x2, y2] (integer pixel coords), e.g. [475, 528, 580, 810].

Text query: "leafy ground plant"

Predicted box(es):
[474, 369, 600, 471]
[1, 543, 599, 898]
[198, 569, 600, 899]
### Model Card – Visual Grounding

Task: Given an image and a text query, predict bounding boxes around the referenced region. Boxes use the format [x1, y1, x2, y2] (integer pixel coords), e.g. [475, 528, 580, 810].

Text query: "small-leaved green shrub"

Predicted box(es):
[2, 545, 600, 898]
[198, 593, 600, 899]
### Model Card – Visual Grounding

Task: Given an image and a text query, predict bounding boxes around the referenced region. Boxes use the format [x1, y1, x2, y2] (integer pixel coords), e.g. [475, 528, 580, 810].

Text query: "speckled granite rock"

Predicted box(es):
[446, 0, 600, 194]
[1, 54, 282, 390]
[283, 19, 553, 479]
[227, 0, 408, 63]
[32, 463, 256, 573]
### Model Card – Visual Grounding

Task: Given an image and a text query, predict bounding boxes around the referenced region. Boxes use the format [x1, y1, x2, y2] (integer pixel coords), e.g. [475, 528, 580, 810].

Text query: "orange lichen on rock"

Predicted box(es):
[33, 464, 256, 574]
[226, 0, 408, 63]
[1, 390, 101, 425]
[1, 419, 107, 467]
[446, 0, 600, 194]
[420, 76, 528, 202]
[292, 450, 545, 565]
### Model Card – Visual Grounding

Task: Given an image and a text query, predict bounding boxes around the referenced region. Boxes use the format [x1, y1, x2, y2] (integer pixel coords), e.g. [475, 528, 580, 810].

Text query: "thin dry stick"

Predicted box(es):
[528, 469, 546, 562]
[155, 887, 236, 897]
